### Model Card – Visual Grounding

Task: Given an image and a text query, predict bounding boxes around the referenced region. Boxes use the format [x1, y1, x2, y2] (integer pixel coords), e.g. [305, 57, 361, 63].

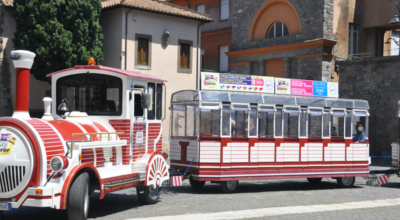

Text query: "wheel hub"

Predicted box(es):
[341, 177, 353, 186]
[226, 181, 237, 190]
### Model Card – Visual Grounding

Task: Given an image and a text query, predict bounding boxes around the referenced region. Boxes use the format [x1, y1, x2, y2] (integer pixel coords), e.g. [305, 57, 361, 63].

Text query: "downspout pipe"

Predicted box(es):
[196, 21, 204, 90]
[125, 8, 133, 70]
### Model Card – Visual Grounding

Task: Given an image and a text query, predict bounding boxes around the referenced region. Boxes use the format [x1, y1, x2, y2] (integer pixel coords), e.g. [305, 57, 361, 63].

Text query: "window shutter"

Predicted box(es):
[220, 0, 229, 20]
[219, 45, 229, 72]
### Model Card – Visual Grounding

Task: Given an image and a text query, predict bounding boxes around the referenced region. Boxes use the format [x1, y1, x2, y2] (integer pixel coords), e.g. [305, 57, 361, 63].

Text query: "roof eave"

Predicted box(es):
[102, 4, 213, 23]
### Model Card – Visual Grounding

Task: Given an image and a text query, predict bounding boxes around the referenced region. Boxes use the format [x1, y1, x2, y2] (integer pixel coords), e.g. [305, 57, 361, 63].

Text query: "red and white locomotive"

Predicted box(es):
[0, 50, 169, 220]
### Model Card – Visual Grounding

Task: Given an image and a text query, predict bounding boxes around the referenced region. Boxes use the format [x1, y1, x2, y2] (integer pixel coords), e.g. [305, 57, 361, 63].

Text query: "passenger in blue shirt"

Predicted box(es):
[353, 121, 366, 143]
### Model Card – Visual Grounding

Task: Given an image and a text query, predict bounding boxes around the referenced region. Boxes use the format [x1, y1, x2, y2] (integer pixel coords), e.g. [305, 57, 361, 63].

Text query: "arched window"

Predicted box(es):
[266, 22, 289, 39]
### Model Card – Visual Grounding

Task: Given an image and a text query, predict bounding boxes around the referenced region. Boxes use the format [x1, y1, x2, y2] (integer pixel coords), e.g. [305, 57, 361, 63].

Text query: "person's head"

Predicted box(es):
[355, 121, 365, 132]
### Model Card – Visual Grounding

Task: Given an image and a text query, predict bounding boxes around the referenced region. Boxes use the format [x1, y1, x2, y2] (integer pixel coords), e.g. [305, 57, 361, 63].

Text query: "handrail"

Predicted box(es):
[70, 132, 124, 158]
[162, 82, 167, 121]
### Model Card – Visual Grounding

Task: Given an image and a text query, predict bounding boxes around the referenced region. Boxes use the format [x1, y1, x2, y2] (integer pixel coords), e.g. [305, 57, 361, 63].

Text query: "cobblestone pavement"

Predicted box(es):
[1, 167, 400, 220]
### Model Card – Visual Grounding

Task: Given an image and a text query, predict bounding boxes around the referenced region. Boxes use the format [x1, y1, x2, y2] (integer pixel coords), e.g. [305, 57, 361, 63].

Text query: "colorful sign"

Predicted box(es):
[0, 133, 17, 156]
[327, 82, 339, 97]
[291, 79, 313, 96]
[275, 78, 291, 95]
[201, 73, 339, 98]
[202, 72, 274, 93]
[313, 81, 328, 97]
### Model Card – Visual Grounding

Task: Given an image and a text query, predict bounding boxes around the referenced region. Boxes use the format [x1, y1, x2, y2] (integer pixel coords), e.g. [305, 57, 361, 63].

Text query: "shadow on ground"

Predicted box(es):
[162, 179, 364, 196]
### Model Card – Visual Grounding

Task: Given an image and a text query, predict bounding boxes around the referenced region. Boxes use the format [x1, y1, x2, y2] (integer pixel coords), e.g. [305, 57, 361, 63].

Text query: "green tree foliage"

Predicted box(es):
[13, 0, 104, 82]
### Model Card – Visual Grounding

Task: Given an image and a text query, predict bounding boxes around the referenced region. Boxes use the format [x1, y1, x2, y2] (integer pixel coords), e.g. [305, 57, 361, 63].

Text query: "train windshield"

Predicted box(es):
[56, 74, 123, 116]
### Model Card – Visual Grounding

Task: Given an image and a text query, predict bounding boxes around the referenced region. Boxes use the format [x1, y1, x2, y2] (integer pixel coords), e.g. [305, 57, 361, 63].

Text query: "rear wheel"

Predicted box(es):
[189, 176, 205, 189]
[136, 185, 161, 205]
[337, 177, 355, 188]
[67, 172, 90, 220]
[221, 180, 239, 193]
[307, 178, 322, 184]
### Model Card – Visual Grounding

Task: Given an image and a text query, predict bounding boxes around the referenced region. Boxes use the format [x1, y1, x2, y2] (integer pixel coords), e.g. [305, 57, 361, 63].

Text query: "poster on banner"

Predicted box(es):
[327, 82, 339, 97]
[275, 78, 291, 94]
[313, 81, 328, 97]
[201, 72, 274, 93]
[291, 79, 313, 96]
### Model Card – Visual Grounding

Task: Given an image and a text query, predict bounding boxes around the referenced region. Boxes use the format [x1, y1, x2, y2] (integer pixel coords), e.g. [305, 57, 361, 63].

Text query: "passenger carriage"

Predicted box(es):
[169, 89, 370, 192]
[0, 51, 169, 220]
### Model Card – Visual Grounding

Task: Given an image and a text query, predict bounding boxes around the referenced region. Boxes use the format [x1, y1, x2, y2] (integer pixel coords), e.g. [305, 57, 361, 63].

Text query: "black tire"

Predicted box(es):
[189, 176, 205, 189]
[67, 172, 90, 220]
[337, 177, 355, 188]
[307, 178, 322, 184]
[221, 181, 239, 193]
[136, 185, 161, 205]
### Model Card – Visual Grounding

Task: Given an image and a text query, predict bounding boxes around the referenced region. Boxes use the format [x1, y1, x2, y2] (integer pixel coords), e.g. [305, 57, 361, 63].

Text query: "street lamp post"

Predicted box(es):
[389, 3, 400, 55]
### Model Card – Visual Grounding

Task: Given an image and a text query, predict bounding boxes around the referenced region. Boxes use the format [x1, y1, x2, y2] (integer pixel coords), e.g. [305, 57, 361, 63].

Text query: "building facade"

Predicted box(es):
[336, 0, 400, 164]
[100, 0, 211, 149]
[168, 0, 233, 73]
[226, 0, 337, 82]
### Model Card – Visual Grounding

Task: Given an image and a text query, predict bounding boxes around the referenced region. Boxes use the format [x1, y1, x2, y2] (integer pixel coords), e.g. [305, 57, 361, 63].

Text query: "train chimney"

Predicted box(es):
[10, 50, 36, 119]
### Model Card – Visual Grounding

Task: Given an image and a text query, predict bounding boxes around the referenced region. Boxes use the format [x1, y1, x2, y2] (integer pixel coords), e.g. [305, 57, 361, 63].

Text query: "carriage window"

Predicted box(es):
[284, 108, 299, 138]
[232, 106, 248, 137]
[134, 87, 145, 117]
[332, 110, 345, 138]
[57, 74, 122, 116]
[259, 107, 274, 138]
[172, 105, 185, 136]
[200, 108, 221, 136]
[352, 111, 369, 138]
[249, 107, 257, 137]
[322, 109, 330, 137]
[186, 105, 196, 136]
[156, 84, 163, 120]
[275, 107, 283, 137]
[345, 110, 352, 138]
[309, 109, 322, 138]
[300, 108, 307, 138]
[222, 106, 231, 136]
[148, 83, 155, 120]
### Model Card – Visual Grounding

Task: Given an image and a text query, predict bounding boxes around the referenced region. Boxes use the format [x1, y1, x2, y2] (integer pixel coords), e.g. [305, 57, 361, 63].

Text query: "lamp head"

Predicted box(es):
[390, 15, 400, 24]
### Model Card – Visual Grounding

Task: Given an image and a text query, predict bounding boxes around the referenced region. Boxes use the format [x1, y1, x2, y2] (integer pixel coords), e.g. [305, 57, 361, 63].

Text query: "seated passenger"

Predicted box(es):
[248, 120, 256, 136]
[331, 126, 338, 137]
[353, 121, 366, 143]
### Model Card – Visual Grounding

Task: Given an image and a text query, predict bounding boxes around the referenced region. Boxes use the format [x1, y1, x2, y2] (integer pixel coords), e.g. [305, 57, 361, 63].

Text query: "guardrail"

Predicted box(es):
[70, 132, 124, 158]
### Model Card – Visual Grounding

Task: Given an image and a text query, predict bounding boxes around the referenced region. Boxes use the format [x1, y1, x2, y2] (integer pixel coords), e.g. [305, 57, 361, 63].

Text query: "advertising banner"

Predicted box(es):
[275, 78, 291, 95]
[276, 78, 339, 98]
[201, 73, 339, 98]
[291, 79, 313, 96]
[313, 81, 328, 97]
[201, 72, 274, 93]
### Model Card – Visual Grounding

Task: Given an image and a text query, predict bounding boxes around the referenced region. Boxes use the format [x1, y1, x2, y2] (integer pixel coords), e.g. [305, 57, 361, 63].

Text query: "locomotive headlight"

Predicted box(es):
[50, 156, 69, 173]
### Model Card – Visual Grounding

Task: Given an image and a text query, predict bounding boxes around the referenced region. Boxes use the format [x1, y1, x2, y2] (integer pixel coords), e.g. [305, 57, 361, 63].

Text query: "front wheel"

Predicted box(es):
[136, 185, 161, 205]
[189, 176, 205, 189]
[337, 177, 355, 188]
[221, 180, 239, 193]
[67, 172, 90, 220]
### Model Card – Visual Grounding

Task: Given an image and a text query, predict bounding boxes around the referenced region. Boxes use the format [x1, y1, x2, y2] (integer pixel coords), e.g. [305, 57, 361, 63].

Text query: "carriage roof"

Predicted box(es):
[171, 90, 369, 110]
[46, 65, 167, 82]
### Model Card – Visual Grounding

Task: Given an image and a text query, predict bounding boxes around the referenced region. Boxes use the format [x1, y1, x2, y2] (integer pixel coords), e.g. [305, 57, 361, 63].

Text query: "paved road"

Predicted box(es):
[1, 167, 400, 220]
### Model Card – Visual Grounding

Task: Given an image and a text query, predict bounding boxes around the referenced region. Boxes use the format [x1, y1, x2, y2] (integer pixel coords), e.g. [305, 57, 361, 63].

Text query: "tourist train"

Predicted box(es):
[169, 73, 370, 192]
[0, 50, 371, 220]
[0, 50, 169, 220]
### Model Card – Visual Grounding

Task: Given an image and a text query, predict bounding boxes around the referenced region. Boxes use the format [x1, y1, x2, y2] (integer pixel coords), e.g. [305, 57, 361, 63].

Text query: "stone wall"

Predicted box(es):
[337, 56, 400, 165]
[230, 46, 333, 81]
[229, 0, 335, 81]
[231, 0, 334, 51]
